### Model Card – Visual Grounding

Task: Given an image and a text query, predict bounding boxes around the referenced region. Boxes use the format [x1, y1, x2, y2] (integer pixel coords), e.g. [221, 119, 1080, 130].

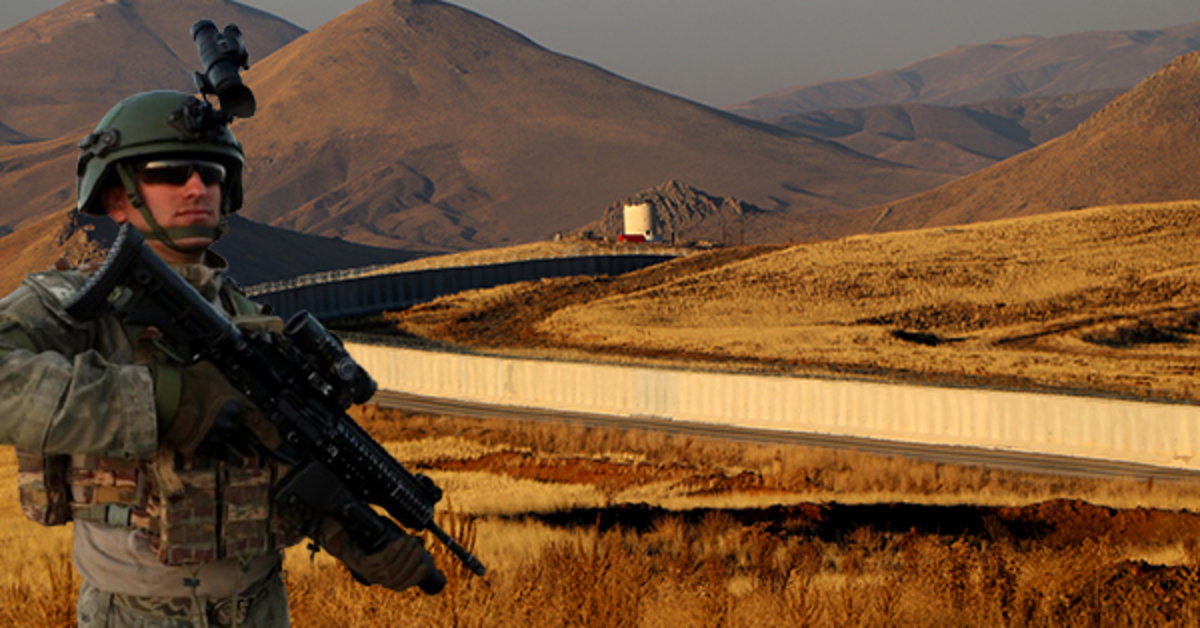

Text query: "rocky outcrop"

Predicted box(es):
[580, 181, 766, 245]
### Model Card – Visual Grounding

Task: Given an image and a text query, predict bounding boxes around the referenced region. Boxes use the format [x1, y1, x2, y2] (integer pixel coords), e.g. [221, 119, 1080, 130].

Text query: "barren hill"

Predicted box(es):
[229, 0, 953, 253]
[773, 89, 1123, 175]
[728, 22, 1200, 120]
[0, 0, 304, 140]
[376, 201, 1200, 404]
[0, 133, 80, 233]
[0, 120, 27, 145]
[829, 51, 1200, 236]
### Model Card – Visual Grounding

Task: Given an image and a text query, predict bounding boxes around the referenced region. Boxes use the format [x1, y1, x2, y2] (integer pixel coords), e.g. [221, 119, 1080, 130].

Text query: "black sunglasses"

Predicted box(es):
[135, 160, 227, 187]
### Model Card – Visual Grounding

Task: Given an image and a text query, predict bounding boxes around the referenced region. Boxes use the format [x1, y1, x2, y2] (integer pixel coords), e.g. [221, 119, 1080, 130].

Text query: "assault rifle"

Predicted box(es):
[63, 225, 487, 594]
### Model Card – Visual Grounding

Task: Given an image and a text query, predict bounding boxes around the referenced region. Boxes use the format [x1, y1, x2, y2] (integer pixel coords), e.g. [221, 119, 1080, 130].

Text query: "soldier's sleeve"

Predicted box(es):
[0, 285, 157, 458]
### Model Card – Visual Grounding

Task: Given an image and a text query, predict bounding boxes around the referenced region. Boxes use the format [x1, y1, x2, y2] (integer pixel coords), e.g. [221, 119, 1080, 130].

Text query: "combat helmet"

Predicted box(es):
[76, 91, 245, 247]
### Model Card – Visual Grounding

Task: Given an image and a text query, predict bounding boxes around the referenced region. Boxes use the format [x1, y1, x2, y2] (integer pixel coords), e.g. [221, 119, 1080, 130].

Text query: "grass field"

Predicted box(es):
[5, 405, 1200, 627]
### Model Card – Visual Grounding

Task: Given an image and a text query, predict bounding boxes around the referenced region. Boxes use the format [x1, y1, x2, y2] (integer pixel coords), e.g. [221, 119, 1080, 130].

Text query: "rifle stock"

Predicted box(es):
[64, 225, 486, 594]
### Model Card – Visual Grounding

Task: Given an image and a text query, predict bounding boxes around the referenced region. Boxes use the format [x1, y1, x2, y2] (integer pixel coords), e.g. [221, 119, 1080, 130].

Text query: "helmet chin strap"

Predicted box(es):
[115, 163, 228, 254]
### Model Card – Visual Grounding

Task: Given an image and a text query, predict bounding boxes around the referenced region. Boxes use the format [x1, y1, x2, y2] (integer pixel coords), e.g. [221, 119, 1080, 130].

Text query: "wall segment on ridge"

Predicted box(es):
[251, 253, 679, 320]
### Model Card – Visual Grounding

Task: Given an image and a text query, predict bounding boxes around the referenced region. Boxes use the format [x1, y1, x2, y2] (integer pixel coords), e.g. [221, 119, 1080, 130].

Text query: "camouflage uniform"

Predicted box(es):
[77, 575, 289, 628]
[0, 255, 298, 628]
[6, 82, 434, 624]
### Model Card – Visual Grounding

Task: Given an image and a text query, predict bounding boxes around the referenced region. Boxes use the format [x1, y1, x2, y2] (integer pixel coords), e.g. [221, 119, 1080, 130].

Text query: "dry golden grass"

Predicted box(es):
[355, 405, 1200, 514]
[0, 448, 78, 628]
[280, 404, 1200, 627]
[6, 405, 1200, 626]
[540, 202, 1200, 401]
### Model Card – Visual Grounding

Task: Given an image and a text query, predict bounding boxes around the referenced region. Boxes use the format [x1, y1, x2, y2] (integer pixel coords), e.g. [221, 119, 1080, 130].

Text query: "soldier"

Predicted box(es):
[0, 91, 431, 627]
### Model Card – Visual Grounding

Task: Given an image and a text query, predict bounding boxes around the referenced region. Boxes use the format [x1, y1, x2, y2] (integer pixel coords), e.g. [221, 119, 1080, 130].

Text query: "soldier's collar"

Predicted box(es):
[171, 251, 229, 302]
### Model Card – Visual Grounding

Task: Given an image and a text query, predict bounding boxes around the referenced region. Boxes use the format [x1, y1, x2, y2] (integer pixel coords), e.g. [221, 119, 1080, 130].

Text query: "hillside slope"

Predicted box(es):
[728, 22, 1200, 120]
[849, 51, 1200, 234]
[773, 89, 1122, 175]
[231, 0, 953, 252]
[0, 0, 304, 140]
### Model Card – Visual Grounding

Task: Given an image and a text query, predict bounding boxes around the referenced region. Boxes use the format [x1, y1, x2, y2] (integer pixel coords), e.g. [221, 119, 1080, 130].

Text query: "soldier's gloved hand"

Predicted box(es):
[152, 361, 281, 454]
[317, 517, 438, 593]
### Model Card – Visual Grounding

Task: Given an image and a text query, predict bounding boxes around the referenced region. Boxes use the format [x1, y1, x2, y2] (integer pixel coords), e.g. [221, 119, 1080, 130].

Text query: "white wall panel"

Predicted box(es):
[345, 343, 1200, 471]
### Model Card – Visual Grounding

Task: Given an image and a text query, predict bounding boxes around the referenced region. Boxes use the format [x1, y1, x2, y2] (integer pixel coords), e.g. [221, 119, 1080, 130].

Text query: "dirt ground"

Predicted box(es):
[347, 201, 1200, 404]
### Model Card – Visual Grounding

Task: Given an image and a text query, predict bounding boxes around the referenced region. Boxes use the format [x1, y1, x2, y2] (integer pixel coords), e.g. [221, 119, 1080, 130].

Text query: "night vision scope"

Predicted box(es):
[191, 19, 256, 119]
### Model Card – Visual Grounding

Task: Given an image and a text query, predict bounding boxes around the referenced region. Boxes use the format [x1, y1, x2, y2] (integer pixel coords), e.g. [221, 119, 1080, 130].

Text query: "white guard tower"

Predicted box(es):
[622, 203, 658, 242]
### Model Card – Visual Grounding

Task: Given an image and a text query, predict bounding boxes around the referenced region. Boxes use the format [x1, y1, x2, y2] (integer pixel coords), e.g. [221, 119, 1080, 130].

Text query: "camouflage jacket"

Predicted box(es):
[0, 257, 303, 567]
[0, 266, 157, 457]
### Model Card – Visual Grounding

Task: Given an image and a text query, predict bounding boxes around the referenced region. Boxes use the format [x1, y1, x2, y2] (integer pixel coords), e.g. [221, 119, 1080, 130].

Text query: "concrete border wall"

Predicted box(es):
[253, 254, 677, 320]
[345, 343, 1200, 472]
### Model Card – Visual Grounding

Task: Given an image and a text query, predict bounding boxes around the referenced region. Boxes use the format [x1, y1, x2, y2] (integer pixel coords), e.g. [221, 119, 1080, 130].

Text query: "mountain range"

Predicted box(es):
[857, 50, 1200, 234]
[747, 50, 1200, 243]
[773, 89, 1123, 175]
[726, 21, 1200, 120]
[0, 0, 1198, 285]
[0, 0, 952, 255]
[582, 45, 1200, 245]
[0, 209, 421, 296]
[227, 0, 952, 252]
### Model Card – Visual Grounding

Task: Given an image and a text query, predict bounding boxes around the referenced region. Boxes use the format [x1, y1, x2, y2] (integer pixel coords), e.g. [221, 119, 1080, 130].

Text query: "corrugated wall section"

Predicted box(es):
[345, 343, 1200, 472]
[253, 254, 677, 320]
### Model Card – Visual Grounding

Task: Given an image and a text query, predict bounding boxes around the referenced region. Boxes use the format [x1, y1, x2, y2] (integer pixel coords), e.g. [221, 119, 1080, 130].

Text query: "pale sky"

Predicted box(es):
[1, 0, 1196, 106]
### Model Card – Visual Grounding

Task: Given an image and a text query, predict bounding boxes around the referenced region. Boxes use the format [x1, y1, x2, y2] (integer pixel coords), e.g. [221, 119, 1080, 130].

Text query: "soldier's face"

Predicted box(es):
[103, 160, 224, 264]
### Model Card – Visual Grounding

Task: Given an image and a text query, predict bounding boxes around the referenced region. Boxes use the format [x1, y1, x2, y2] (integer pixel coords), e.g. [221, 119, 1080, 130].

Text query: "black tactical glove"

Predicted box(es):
[152, 360, 280, 454]
[317, 517, 438, 593]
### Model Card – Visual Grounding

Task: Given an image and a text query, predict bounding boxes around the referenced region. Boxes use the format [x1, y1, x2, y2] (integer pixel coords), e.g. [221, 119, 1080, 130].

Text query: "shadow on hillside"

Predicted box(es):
[518, 499, 1187, 548]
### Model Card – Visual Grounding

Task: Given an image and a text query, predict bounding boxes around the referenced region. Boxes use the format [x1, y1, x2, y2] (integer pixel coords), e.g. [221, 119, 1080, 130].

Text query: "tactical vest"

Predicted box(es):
[15, 267, 304, 565]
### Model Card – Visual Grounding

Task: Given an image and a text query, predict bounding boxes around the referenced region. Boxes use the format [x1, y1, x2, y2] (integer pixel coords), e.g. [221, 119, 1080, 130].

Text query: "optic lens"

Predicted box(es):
[137, 160, 226, 186]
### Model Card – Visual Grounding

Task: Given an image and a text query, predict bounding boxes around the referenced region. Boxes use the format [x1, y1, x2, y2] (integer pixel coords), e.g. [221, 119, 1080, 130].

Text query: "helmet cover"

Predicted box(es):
[76, 91, 245, 216]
